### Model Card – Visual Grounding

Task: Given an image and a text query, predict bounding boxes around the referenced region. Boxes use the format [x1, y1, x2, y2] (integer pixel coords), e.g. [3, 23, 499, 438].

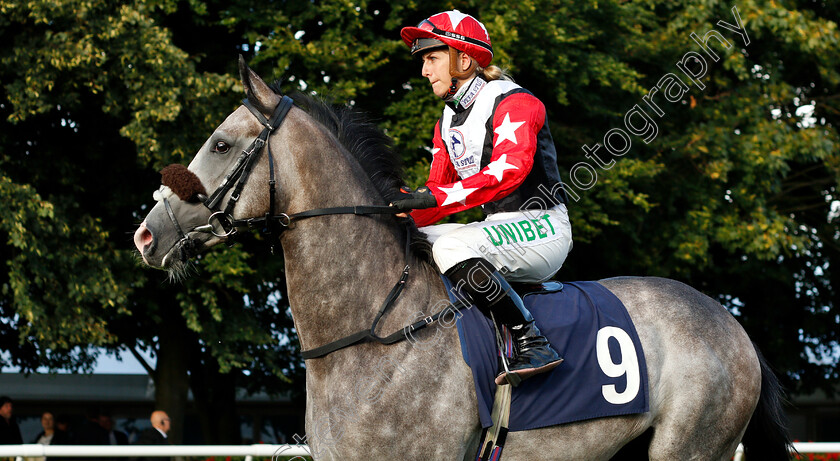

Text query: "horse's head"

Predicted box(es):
[133, 58, 288, 272]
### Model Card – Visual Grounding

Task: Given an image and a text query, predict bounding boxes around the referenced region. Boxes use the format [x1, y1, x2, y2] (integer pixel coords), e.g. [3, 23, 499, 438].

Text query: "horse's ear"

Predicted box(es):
[238, 55, 280, 113]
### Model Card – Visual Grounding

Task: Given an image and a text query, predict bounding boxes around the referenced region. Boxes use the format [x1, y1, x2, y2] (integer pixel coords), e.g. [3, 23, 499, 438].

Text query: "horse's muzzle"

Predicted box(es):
[134, 222, 157, 263]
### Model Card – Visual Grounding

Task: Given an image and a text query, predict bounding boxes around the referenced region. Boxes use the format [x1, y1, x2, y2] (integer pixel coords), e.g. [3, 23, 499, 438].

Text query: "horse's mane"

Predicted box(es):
[279, 88, 403, 203]
[268, 84, 432, 260]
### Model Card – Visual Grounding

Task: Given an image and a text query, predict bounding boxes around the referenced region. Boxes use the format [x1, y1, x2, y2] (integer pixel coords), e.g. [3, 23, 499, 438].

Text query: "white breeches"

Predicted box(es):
[419, 204, 573, 283]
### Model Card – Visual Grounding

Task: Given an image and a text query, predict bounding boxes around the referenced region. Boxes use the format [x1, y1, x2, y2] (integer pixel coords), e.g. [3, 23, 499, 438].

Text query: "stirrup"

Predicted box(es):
[495, 358, 563, 386]
[496, 370, 523, 388]
[491, 314, 524, 388]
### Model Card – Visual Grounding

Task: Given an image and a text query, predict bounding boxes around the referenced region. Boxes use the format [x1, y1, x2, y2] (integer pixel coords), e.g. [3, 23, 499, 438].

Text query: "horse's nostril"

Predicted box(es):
[134, 223, 154, 254]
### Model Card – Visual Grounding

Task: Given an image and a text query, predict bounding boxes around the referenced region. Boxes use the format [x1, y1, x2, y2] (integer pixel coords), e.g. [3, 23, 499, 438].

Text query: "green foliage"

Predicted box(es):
[0, 0, 301, 404]
[0, 171, 126, 370]
[0, 0, 838, 417]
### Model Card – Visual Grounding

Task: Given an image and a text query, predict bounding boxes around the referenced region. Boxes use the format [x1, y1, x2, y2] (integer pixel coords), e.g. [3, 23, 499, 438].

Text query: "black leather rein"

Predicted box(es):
[175, 95, 456, 360]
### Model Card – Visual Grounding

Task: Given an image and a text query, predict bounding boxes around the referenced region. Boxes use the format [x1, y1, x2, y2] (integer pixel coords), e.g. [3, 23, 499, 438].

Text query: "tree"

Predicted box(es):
[0, 0, 302, 443]
[0, 1, 837, 447]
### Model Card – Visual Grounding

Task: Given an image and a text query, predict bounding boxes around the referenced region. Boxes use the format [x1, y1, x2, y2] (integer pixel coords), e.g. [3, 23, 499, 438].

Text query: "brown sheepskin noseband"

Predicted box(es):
[160, 164, 207, 202]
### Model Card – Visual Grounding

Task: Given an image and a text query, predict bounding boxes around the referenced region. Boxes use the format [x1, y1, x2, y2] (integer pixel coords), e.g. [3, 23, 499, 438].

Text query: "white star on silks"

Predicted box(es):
[439, 181, 479, 206]
[483, 154, 519, 182]
[494, 113, 526, 147]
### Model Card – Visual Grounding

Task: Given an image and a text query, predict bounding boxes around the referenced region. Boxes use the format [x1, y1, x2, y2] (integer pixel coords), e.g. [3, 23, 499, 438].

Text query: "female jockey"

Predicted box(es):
[394, 10, 573, 385]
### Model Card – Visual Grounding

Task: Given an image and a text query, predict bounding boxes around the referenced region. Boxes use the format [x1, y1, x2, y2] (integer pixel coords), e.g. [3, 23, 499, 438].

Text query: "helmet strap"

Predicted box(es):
[448, 47, 478, 81]
[442, 47, 478, 100]
[447, 78, 459, 98]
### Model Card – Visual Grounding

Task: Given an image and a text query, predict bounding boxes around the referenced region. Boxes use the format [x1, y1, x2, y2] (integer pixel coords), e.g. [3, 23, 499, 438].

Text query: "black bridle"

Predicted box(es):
[199, 96, 295, 237]
[157, 95, 454, 359]
[193, 96, 407, 239]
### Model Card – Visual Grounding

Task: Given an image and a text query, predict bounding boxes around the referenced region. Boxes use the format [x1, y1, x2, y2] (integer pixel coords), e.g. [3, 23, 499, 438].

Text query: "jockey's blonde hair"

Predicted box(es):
[477, 64, 513, 82]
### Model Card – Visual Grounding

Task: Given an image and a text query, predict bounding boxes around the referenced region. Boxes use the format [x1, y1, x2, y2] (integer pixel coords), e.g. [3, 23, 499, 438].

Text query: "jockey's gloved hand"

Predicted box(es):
[391, 186, 437, 210]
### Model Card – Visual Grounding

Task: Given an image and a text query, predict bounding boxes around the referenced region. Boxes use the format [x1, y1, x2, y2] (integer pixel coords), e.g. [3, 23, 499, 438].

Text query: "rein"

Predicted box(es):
[299, 229, 469, 360]
[164, 95, 454, 360]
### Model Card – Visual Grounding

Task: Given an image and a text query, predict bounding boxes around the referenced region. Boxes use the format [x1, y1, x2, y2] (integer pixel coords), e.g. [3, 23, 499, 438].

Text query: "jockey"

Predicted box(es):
[395, 10, 573, 385]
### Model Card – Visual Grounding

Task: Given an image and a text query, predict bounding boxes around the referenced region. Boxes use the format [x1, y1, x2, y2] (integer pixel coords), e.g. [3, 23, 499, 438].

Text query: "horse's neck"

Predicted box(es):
[274, 124, 481, 456]
[282, 219, 425, 347]
[274, 121, 448, 364]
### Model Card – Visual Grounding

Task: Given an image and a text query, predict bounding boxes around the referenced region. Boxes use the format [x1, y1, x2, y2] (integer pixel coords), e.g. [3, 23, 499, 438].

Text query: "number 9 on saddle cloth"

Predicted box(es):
[441, 276, 649, 431]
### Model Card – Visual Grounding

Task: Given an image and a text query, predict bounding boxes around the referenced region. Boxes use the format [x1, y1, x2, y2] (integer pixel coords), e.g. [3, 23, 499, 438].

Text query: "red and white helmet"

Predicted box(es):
[400, 10, 493, 67]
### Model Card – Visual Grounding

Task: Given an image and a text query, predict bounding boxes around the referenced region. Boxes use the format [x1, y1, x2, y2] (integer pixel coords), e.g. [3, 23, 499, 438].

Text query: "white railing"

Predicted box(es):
[0, 442, 837, 459]
[735, 443, 840, 461]
[0, 444, 310, 459]
[793, 442, 840, 453]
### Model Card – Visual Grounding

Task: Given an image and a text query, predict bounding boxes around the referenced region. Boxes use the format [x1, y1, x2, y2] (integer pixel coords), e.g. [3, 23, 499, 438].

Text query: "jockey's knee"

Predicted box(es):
[432, 234, 480, 274]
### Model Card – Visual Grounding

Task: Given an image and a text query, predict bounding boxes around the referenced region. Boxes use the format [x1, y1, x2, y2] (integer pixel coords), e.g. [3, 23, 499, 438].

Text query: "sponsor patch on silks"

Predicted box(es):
[481, 214, 557, 247]
[443, 277, 649, 431]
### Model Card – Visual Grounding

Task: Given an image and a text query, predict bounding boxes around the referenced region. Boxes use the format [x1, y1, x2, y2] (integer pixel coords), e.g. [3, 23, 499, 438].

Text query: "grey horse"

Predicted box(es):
[133, 59, 793, 460]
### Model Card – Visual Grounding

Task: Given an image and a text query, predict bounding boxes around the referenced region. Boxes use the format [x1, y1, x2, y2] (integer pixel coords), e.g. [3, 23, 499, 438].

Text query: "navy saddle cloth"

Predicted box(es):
[442, 278, 649, 431]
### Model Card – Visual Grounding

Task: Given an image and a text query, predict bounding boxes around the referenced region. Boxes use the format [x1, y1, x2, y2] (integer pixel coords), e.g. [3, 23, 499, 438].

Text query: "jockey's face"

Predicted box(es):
[421, 49, 454, 99]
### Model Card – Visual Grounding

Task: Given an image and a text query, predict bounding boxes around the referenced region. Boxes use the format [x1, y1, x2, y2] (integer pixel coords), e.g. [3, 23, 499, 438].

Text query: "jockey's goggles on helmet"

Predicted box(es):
[411, 37, 447, 55]
[412, 19, 493, 56]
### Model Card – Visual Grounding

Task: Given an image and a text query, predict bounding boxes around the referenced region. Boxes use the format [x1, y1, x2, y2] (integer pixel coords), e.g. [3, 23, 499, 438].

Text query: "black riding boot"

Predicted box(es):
[446, 258, 563, 386]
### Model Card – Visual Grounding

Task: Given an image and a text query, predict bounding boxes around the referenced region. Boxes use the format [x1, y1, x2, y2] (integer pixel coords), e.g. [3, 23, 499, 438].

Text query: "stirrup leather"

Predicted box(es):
[475, 382, 512, 461]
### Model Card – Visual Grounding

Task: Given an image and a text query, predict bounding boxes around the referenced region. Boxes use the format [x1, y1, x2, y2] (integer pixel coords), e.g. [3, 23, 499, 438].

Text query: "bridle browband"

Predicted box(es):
[158, 94, 456, 360]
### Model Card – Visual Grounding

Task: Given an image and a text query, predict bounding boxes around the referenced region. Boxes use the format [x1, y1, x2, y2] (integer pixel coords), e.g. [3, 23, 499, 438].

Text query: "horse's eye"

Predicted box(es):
[213, 141, 230, 154]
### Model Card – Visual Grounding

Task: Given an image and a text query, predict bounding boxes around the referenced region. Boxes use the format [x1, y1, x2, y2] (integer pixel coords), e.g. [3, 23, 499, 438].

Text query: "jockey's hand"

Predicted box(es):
[390, 186, 437, 213]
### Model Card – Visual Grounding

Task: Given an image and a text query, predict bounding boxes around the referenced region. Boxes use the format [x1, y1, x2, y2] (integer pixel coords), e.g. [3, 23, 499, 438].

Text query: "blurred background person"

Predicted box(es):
[133, 411, 170, 461]
[31, 411, 56, 445]
[98, 412, 127, 445]
[73, 407, 108, 445]
[47, 414, 72, 461]
[135, 411, 169, 445]
[0, 396, 22, 445]
[26, 411, 57, 461]
[53, 415, 71, 440]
